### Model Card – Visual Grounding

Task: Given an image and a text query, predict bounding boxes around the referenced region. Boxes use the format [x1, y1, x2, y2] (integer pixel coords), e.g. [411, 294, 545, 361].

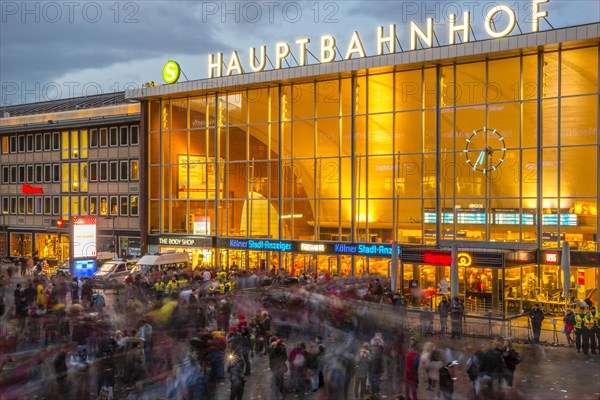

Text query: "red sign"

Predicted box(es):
[423, 252, 452, 266]
[577, 271, 585, 285]
[22, 184, 43, 194]
[56, 218, 64, 228]
[545, 252, 558, 264]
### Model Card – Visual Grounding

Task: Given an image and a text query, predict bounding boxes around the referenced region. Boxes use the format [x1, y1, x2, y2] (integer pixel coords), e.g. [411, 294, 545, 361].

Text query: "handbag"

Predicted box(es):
[561, 324, 566, 334]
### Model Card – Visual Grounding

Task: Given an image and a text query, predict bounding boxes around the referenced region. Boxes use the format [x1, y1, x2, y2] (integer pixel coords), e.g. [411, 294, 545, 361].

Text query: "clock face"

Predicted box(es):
[464, 127, 507, 174]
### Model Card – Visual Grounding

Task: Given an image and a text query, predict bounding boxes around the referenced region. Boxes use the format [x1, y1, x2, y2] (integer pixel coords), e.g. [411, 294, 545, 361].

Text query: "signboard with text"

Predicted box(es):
[72, 217, 97, 259]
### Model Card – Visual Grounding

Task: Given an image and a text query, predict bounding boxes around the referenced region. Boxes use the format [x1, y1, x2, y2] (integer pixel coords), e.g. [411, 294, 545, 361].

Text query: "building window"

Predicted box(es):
[26, 134, 34, 152]
[130, 125, 139, 145]
[81, 196, 88, 215]
[90, 162, 98, 182]
[109, 196, 118, 215]
[18, 166, 25, 183]
[44, 165, 51, 183]
[35, 165, 43, 183]
[120, 195, 128, 215]
[1, 166, 8, 184]
[120, 160, 128, 181]
[10, 166, 17, 183]
[18, 136, 25, 152]
[71, 163, 79, 192]
[1, 136, 8, 153]
[52, 164, 60, 182]
[44, 133, 51, 151]
[99, 196, 108, 216]
[71, 196, 79, 216]
[53, 196, 60, 215]
[52, 132, 60, 151]
[44, 197, 51, 214]
[80, 129, 88, 158]
[35, 197, 42, 215]
[109, 161, 118, 181]
[130, 160, 139, 180]
[27, 198, 34, 214]
[90, 129, 98, 148]
[61, 131, 69, 159]
[80, 163, 88, 192]
[71, 130, 79, 159]
[109, 127, 118, 147]
[1, 197, 8, 214]
[62, 164, 70, 192]
[62, 197, 69, 219]
[18, 197, 25, 214]
[10, 197, 17, 214]
[130, 195, 139, 216]
[35, 134, 42, 151]
[120, 126, 128, 146]
[100, 128, 108, 147]
[99, 162, 108, 181]
[90, 196, 98, 215]
[10, 136, 17, 153]
[26, 165, 34, 183]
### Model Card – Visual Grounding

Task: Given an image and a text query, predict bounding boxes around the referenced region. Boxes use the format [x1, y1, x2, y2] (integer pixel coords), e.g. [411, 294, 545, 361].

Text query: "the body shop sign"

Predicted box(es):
[72, 217, 97, 259]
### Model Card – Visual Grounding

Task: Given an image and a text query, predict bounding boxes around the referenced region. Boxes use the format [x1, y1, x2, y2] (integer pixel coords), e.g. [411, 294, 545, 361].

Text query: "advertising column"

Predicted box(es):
[72, 217, 98, 277]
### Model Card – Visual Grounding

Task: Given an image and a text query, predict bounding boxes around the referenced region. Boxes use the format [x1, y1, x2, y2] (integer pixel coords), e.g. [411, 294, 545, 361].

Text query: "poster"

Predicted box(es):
[178, 155, 223, 199]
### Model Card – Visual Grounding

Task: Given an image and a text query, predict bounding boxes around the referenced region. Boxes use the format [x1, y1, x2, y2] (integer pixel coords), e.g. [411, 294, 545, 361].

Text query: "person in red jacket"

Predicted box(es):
[405, 341, 420, 400]
[288, 342, 307, 396]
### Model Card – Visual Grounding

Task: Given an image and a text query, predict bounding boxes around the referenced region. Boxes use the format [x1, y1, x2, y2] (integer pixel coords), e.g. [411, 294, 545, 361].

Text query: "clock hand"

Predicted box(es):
[473, 150, 485, 170]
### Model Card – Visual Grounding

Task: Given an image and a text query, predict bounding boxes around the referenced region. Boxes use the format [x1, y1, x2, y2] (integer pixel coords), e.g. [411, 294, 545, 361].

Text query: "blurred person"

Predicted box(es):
[227, 348, 246, 400]
[582, 307, 597, 355]
[306, 342, 320, 392]
[590, 305, 600, 352]
[268, 337, 288, 400]
[70, 277, 79, 304]
[529, 304, 545, 343]
[439, 361, 458, 400]
[354, 342, 371, 399]
[404, 341, 420, 400]
[438, 296, 451, 335]
[289, 341, 308, 396]
[450, 297, 464, 339]
[563, 308, 576, 347]
[369, 331, 385, 396]
[574, 307, 586, 353]
[499, 339, 521, 387]
[420, 307, 434, 337]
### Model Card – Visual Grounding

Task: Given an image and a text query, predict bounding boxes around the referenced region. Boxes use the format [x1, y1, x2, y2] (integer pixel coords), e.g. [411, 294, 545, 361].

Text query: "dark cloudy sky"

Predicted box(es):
[1, 1, 598, 105]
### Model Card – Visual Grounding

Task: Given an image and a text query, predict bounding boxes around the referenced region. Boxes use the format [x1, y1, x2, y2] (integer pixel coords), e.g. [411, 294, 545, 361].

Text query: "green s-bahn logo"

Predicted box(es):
[163, 60, 181, 84]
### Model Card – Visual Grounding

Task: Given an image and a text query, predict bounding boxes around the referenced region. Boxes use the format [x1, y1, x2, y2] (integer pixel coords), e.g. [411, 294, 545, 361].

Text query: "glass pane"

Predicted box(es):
[561, 47, 598, 96]
[316, 80, 339, 118]
[316, 118, 339, 157]
[368, 73, 393, 113]
[522, 101, 538, 148]
[488, 58, 520, 102]
[292, 120, 314, 158]
[368, 113, 392, 155]
[560, 95, 597, 145]
[561, 146, 596, 197]
[395, 111, 422, 154]
[248, 88, 269, 124]
[542, 52, 559, 98]
[172, 98, 188, 130]
[292, 84, 314, 120]
[456, 62, 485, 106]
[395, 69, 422, 111]
[227, 92, 246, 125]
[542, 99, 558, 146]
[542, 148, 558, 197]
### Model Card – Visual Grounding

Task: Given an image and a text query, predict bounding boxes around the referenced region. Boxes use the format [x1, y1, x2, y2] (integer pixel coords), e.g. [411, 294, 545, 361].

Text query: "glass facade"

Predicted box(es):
[148, 46, 599, 252]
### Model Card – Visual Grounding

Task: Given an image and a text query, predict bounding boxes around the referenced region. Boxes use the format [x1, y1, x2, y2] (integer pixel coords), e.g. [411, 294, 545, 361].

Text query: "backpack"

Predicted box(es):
[466, 355, 480, 380]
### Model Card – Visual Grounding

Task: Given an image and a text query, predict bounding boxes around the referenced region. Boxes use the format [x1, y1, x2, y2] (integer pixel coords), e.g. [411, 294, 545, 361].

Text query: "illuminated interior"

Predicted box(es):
[148, 45, 599, 253]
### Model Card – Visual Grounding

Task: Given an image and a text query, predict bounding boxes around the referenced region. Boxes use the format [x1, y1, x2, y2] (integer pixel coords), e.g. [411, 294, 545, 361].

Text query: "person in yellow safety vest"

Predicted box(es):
[208, 285, 215, 296]
[582, 308, 597, 355]
[590, 305, 600, 353]
[225, 280, 236, 292]
[154, 280, 165, 301]
[574, 307, 585, 353]
[217, 271, 227, 282]
[166, 278, 178, 296]
[219, 282, 226, 295]
[178, 276, 188, 289]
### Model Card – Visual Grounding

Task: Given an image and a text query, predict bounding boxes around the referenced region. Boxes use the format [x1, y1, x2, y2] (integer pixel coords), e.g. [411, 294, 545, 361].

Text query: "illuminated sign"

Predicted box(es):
[73, 259, 97, 278]
[545, 252, 558, 264]
[194, 216, 211, 235]
[300, 243, 325, 252]
[72, 217, 97, 259]
[200, 0, 549, 79]
[424, 252, 452, 266]
[22, 184, 43, 194]
[228, 239, 293, 252]
[577, 270, 585, 285]
[163, 60, 181, 84]
[457, 253, 472, 267]
[158, 237, 198, 246]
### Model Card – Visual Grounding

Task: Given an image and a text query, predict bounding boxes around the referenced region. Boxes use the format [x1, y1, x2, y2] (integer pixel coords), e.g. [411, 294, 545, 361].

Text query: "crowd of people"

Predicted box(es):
[0, 259, 596, 400]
